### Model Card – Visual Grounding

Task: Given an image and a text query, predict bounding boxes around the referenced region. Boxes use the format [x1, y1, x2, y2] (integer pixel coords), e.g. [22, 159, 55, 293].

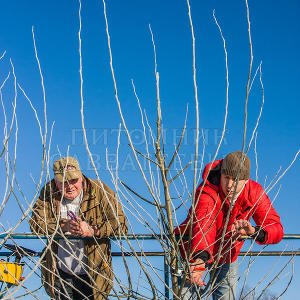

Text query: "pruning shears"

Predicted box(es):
[67, 210, 80, 223]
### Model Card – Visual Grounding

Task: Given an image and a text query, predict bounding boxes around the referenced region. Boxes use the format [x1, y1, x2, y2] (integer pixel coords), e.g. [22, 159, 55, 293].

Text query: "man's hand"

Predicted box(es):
[61, 219, 81, 235]
[78, 220, 95, 237]
[231, 219, 255, 236]
[187, 258, 206, 287]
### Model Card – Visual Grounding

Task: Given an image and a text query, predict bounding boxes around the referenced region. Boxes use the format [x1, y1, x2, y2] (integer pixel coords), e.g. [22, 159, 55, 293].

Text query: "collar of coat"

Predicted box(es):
[47, 175, 97, 215]
[200, 159, 252, 218]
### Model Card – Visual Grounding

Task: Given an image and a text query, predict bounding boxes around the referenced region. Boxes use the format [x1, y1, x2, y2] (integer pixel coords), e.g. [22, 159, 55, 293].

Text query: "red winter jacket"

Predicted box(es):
[174, 159, 284, 263]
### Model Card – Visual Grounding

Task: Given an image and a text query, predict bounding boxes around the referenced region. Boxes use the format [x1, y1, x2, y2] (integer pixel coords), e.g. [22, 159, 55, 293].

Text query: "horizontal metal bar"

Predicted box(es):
[0, 233, 158, 240]
[1, 233, 300, 240]
[113, 251, 300, 257]
[0, 251, 165, 257]
[239, 251, 300, 256]
[1, 251, 299, 258]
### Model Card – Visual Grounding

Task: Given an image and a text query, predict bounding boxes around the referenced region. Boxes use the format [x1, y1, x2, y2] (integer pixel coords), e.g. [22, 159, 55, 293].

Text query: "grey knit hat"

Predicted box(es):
[221, 151, 251, 180]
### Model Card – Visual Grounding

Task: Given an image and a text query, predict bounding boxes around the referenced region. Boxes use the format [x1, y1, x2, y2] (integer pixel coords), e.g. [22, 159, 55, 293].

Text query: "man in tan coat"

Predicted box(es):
[29, 157, 127, 300]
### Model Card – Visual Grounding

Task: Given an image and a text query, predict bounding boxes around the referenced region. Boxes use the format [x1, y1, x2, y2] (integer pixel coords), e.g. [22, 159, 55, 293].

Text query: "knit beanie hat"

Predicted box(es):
[221, 151, 251, 180]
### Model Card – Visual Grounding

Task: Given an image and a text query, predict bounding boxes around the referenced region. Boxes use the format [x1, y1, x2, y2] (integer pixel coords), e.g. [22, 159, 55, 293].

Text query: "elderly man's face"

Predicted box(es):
[55, 177, 83, 200]
[220, 173, 247, 201]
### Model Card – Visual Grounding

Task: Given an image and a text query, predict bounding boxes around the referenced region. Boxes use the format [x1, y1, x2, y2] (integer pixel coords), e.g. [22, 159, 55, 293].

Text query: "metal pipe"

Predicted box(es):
[1, 251, 300, 257]
[1, 233, 300, 239]
[164, 254, 169, 300]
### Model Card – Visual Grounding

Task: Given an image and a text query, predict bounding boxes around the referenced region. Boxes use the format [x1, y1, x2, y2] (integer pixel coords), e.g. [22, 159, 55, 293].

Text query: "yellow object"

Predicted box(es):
[0, 261, 23, 285]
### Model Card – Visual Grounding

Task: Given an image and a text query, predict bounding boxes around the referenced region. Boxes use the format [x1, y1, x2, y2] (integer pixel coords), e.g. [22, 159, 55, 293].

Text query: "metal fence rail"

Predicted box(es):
[1, 233, 300, 240]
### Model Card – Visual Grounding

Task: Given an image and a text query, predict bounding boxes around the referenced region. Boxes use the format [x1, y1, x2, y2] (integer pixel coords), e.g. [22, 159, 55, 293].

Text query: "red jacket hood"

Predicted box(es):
[202, 159, 222, 180]
[201, 159, 223, 189]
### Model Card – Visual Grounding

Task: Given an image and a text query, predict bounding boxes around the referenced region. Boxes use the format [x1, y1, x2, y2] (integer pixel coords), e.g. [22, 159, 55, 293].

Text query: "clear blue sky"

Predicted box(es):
[0, 0, 299, 299]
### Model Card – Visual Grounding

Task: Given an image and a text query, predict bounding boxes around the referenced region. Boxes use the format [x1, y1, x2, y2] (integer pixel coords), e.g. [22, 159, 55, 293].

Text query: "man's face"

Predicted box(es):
[220, 173, 248, 200]
[55, 176, 83, 200]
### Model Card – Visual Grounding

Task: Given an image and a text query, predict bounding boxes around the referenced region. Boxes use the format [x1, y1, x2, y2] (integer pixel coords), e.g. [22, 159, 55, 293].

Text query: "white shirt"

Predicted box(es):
[57, 189, 88, 275]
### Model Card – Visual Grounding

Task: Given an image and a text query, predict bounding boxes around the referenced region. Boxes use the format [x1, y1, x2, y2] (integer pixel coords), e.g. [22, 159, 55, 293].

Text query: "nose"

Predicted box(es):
[65, 182, 73, 189]
[227, 179, 234, 190]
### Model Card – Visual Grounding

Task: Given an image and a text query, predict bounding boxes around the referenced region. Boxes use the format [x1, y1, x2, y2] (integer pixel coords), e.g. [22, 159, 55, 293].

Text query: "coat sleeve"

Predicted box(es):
[189, 189, 218, 259]
[95, 184, 128, 238]
[29, 183, 60, 236]
[252, 184, 284, 245]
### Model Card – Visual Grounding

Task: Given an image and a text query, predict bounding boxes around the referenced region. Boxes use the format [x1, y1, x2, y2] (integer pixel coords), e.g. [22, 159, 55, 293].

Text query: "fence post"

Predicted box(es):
[164, 254, 169, 299]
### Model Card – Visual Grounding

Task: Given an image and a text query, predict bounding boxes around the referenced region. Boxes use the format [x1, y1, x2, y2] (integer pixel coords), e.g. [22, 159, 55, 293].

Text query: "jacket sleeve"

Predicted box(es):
[29, 183, 60, 236]
[189, 189, 218, 260]
[95, 184, 128, 238]
[252, 184, 284, 245]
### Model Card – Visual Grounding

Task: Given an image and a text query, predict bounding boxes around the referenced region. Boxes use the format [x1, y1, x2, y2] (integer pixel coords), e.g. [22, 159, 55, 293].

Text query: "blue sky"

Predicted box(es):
[0, 0, 299, 299]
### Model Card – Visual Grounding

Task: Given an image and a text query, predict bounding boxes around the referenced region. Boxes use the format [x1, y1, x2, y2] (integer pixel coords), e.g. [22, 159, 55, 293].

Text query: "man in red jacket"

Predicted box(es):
[175, 151, 283, 300]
